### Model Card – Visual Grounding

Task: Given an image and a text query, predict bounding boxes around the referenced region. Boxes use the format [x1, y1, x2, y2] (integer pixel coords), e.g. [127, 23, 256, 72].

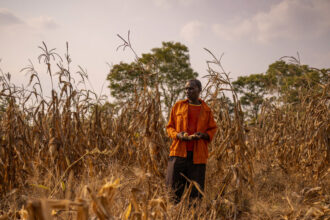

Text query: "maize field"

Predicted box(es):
[0, 43, 329, 219]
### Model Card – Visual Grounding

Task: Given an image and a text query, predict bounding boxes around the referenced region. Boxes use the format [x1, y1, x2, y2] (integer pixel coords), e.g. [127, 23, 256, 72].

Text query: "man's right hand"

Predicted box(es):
[176, 132, 190, 141]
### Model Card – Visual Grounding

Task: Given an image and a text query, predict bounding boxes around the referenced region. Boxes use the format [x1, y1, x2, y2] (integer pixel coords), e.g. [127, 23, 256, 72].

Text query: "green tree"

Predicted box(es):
[107, 41, 198, 114]
[233, 60, 328, 121]
[266, 60, 327, 103]
[233, 73, 269, 120]
[107, 62, 148, 101]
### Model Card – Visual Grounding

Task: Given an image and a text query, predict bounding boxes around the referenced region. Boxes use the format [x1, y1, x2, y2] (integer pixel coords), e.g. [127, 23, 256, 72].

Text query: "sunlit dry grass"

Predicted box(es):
[0, 42, 329, 219]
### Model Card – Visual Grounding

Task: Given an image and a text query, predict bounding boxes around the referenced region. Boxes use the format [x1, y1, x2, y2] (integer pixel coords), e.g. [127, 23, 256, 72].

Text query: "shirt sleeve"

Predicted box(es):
[166, 105, 178, 140]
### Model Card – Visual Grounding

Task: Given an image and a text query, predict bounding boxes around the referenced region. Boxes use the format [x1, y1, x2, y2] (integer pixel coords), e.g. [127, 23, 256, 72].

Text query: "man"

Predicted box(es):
[166, 79, 217, 203]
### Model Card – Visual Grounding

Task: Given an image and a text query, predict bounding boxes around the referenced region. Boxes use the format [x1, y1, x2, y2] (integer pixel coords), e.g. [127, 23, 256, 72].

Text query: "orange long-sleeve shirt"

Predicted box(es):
[166, 99, 218, 164]
[186, 104, 201, 151]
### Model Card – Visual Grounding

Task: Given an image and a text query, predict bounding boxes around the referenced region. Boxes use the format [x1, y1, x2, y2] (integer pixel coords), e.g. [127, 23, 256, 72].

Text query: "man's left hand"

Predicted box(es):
[194, 132, 209, 140]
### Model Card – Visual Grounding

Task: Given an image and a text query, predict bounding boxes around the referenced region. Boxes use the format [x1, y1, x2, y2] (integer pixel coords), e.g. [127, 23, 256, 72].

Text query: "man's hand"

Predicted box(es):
[177, 132, 209, 141]
[194, 132, 209, 140]
[176, 132, 190, 141]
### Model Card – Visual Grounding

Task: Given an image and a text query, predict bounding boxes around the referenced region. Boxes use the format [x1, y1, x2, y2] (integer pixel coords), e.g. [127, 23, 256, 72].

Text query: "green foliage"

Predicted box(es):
[107, 62, 148, 101]
[267, 60, 320, 103]
[107, 42, 198, 113]
[233, 60, 328, 120]
[266, 60, 326, 103]
[233, 73, 269, 119]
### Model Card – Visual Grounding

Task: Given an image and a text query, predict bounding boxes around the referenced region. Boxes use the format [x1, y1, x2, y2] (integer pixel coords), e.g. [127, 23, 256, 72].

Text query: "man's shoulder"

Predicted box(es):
[171, 100, 188, 112]
[175, 99, 187, 104]
[173, 99, 188, 107]
[172, 99, 211, 108]
[199, 99, 212, 112]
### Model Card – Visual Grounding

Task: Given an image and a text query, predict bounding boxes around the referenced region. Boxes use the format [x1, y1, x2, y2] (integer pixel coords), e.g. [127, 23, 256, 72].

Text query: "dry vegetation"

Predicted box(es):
[0, 42, 329, 219]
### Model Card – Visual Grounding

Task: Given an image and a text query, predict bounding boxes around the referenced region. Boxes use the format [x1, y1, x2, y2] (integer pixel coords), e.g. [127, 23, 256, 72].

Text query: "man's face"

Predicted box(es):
[185, 81, 200, 101]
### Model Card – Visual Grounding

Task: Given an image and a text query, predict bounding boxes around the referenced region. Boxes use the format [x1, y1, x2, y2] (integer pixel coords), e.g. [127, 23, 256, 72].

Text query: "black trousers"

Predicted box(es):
[166, 151, 206, 203]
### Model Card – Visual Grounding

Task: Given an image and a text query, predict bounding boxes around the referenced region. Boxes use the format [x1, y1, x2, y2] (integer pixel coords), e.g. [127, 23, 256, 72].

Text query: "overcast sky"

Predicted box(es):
[1, 0, 329, 97]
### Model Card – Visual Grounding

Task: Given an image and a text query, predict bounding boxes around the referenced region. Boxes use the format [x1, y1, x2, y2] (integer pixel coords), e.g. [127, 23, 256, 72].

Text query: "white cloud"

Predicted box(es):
[212, 0, 330, 43]
[178, 0, 198, 6]
[152, 0, 171, 8]
[0, 8, 23, 26]
[180, 21, 204, 43]
[151, 0, 200, 8]
[0, 8, 58, 31]
[28, 16, 59, 29]
[212, 19, 253, 41]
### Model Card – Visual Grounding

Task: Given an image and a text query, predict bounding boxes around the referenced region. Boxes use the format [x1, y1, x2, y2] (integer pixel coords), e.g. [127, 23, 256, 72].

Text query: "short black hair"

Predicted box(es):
[188, 79, 202, 91]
